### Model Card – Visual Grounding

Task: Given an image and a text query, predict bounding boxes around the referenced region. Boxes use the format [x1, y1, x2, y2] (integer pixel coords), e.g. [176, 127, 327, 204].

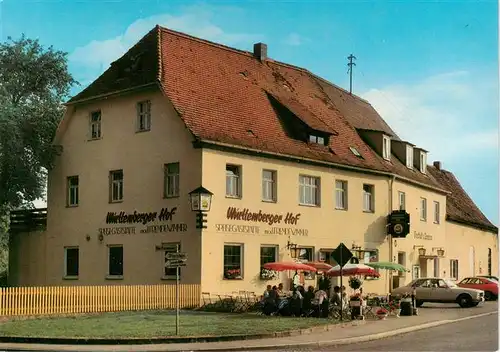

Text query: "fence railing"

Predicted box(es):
[0, 284, 201, 317]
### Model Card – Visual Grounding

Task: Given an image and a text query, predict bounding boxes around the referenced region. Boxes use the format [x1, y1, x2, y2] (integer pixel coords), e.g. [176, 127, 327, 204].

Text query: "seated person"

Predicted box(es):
[301, 286, 315, 316]
[262, 285, 272, 301]
[263, 286, 278, 315]
[277, 283, 285, 297]
[330, 286, 342, 306]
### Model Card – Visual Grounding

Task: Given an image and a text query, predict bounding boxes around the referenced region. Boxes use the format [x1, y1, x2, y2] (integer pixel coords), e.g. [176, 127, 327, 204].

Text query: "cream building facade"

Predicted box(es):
[8, 26, 498, 298]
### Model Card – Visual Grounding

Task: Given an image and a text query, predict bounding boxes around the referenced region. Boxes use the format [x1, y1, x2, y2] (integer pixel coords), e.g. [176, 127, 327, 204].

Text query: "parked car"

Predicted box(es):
[477, 275, 499, 282]
[458, 277, 498, 301]
[392, 277, 484, 308]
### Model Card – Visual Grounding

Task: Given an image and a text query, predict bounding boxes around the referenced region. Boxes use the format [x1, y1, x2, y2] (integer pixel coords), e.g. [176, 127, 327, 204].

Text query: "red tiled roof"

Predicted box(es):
[68, 25, 495, 232]
[427, 166, 497, 233]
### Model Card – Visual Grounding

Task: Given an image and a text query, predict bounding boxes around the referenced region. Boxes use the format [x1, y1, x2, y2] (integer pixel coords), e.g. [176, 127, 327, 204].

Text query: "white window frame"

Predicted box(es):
[226, 165, 241, 198]
[363, 184, 374, 212]
[398, 191, 406, 210]
[420, 151, 427, 174]
[89, 110, 102, 139]
[163, 242, 181, 279]
[335, 180, 348, 210]
[299, 175, 320, 206]
[64, 246, 79, 278]
[223, 243, 244, 279]
[309, 135, 325, 145]
[406, 145, 413, 169]
[107, 245, 124, 278]
[260, 245, 278, 267]
[412, 265, 421, 280]
[137, 100, 151, 132]
[433, 201, 440, 224]
[67, 176, 79, 207]
[262, 169, 277, 202]
[110, 170, 124, 203]
[420, 197, 427, 221]
[382, 135, 391, 160]
[164, 162, 180, 198]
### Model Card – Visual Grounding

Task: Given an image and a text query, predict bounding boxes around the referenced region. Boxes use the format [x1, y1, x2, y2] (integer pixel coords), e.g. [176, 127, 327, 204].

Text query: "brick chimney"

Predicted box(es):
[433, 161, 442, 170]
[253, 43, 267, 61]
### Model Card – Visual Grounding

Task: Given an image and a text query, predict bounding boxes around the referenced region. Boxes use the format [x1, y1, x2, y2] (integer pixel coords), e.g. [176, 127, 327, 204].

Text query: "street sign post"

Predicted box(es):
[166, 252, 187, 260]
[163, 247, 188, 335]
[331, 243, 354, 321]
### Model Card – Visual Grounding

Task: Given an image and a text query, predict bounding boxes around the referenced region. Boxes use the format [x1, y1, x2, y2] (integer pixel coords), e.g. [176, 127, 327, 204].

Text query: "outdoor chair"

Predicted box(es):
[201, 292, 212, 307]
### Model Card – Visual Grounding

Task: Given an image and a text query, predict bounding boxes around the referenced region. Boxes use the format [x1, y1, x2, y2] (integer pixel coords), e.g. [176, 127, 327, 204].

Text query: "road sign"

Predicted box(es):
[166, 252, 187, 260]
[165, 261, 187, 268]
[331, 242, 353, 268]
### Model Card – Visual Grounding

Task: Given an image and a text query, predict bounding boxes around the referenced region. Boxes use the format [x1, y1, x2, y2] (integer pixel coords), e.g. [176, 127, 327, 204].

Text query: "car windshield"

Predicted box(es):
[445, 279, 457, 287]
[486, 278, 498, 283]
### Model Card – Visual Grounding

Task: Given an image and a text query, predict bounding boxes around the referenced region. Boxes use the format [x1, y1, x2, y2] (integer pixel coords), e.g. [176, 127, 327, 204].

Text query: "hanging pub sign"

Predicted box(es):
[97, 207, 188, 236]
[387, 210, 410, 238]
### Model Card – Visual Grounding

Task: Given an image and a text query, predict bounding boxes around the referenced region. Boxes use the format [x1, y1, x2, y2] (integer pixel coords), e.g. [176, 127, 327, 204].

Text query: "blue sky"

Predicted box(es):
[1, 0, 498, 224]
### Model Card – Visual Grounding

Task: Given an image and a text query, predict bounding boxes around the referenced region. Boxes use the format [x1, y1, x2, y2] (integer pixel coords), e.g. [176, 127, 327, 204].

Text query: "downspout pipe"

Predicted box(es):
[388, 175, 396, 294]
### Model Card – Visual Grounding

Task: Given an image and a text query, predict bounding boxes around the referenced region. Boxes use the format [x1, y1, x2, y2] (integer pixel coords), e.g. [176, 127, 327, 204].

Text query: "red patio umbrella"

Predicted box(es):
[305, 262, 333, 272]
[263, 261, 317, 272]
[325, 263, 380, 277]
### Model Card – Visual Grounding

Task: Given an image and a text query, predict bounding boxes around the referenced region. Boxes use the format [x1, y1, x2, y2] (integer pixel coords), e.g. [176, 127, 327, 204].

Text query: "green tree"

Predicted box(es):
[0, 35, 77, 282]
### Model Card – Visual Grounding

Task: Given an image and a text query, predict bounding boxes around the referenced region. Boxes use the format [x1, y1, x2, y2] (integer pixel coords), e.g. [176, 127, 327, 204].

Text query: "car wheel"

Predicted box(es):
[485, 291, 493, 301]
[457, 294, 472, 308]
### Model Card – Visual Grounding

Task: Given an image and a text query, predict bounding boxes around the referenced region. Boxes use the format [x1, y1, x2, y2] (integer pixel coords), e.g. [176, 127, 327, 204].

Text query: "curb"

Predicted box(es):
[0, 320, 364, 346]
[194, 311, 497, 352]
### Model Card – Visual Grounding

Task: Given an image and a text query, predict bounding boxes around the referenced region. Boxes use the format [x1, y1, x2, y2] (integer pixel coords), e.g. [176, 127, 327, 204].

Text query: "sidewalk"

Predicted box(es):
[0, 303, 497, 352]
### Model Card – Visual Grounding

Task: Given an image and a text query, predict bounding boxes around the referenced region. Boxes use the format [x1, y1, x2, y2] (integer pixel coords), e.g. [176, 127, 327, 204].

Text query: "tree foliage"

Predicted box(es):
[0, 35, 77, 214]
[0, 35, 77, 282]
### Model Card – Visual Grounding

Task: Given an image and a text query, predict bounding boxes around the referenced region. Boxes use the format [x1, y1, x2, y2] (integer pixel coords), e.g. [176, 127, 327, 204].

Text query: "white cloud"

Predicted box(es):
[284, 33, 303, 46]
[69, 5, 262, 82]
[361, 70, 498, 162]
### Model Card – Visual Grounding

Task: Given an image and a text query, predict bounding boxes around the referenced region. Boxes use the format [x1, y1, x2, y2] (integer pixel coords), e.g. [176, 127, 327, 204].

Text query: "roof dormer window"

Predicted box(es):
[382, 135, 391, 160]
[406, 145, 413, 169]
[420, 151, 427, 174]
[309, 134, 326, 145]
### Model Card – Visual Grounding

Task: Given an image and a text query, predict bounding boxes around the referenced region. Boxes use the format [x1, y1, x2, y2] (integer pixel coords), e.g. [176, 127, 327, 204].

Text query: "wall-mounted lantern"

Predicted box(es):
[352, 244, 365, 259]
[189, 186, 213, 229]
[286, 237, 298, 258]
[414, 245, 426, 256]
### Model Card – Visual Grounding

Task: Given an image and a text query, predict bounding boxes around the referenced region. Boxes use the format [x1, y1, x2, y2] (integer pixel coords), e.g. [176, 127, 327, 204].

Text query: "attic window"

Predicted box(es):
[382, 135, 391, 160]
[309, 134, 326, 145]
[349, 146, 362, 158]
[420, 151, 427, 174]
[406, 145, 414, 169]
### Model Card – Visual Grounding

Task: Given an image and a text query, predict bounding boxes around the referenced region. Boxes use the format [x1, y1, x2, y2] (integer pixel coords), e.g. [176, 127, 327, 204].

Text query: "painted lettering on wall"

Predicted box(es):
[414, 231, 433, 240]
[105, 207, 177, 225]
[215, 224, 308, 236]
[226, 207, 301, 225]
[99, 207, 187, 236]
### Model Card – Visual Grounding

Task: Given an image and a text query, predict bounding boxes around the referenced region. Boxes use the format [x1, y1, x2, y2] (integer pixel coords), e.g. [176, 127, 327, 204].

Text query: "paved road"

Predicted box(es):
[261, 313, 498, 352]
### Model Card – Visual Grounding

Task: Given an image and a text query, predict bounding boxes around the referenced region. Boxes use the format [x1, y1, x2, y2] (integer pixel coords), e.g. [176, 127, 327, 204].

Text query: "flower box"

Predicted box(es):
[260, 268, 278, 281]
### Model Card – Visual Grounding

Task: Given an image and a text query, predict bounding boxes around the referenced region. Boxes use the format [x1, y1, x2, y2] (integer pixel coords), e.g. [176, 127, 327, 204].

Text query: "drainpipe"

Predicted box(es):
[388, 175, 396, 294]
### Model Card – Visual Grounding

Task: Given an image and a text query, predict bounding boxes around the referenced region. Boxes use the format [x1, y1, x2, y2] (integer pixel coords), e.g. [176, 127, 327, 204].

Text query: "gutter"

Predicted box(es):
[196, 139, 450, 195]
[388, 175, 396, 293]
[65, 82, 158, 106]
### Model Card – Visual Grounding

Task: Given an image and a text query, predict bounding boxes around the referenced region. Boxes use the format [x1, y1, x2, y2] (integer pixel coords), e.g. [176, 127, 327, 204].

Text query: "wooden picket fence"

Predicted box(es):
[0, 284, 201, 317]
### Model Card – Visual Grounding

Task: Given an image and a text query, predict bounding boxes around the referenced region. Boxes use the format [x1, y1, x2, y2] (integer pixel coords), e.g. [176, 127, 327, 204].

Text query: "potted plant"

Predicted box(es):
[348, 276, 362, 290]
[376, 308, 388, 320]
[260, 268, 278, 280]
[224, 269, 242, 280]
